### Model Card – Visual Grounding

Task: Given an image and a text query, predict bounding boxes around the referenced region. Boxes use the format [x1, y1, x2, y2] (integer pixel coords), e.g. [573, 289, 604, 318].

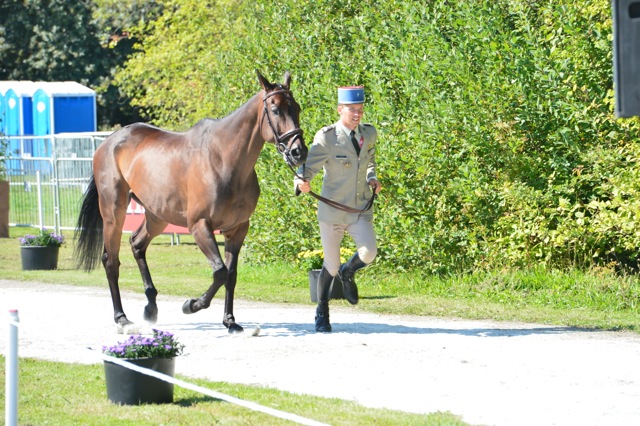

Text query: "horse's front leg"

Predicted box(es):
[130, 216, 166, 324]
[182, 220, 229, 318]
[220, 222, 249, 334]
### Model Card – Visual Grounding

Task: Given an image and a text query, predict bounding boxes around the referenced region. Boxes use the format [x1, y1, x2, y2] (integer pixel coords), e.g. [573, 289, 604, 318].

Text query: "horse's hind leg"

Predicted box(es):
[130, 212, 167, 324]
[99, 188, 131, 327]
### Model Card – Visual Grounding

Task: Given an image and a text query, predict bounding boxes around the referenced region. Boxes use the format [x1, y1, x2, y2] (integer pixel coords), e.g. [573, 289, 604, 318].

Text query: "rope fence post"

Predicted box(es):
[6, 309, 19, 426]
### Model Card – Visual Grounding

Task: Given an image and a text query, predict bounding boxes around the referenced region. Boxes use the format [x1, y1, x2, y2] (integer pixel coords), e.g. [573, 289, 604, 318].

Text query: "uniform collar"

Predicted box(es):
[336, 121, 359, 137]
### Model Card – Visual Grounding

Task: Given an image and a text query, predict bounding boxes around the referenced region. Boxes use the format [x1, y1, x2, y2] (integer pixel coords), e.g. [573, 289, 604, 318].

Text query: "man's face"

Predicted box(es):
[338, 103, 364, 129]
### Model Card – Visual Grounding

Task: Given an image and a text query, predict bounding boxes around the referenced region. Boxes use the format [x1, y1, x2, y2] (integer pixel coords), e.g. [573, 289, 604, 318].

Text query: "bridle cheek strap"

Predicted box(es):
[262, 89, 304, 151]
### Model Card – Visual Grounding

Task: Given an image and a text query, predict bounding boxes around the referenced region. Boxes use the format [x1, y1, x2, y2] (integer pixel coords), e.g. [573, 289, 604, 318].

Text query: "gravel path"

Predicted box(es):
[1, 279, 640, 426]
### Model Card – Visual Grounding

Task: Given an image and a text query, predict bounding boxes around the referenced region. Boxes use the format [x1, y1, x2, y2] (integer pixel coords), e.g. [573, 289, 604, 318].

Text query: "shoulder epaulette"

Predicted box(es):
[322, 124, 336, 133]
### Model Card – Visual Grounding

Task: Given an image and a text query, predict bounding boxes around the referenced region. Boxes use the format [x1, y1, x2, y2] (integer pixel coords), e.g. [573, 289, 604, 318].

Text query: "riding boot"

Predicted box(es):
[338, 253, 367, 305]
[315, 267, 333, 332]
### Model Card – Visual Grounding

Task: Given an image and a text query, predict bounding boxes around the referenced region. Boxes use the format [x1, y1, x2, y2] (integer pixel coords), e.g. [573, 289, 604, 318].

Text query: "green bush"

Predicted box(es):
[114, 0, 640, 274]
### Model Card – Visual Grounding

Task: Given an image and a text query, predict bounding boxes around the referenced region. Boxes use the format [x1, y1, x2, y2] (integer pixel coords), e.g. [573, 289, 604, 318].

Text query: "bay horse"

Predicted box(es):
[74, 71, 307, 334]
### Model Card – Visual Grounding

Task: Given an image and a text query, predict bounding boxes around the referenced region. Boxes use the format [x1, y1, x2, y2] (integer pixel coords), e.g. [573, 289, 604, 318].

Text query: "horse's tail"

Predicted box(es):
[74, 174, 104, 272]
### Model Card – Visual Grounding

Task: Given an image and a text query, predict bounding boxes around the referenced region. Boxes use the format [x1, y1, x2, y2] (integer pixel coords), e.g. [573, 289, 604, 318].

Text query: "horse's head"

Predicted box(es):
[257, 70, 308, 167]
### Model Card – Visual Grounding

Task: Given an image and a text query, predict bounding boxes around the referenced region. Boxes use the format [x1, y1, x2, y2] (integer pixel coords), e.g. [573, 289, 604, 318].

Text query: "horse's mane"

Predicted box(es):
[193, 92, 262, 129]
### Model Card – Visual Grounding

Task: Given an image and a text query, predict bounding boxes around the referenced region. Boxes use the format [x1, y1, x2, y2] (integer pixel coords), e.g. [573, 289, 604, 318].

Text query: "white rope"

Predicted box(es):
[8, 314, 327, 425]
[99, 353, 329, 426]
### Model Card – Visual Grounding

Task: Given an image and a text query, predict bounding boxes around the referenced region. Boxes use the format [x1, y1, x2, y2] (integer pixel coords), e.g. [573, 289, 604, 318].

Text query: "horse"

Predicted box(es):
[74, 71, 307, 334]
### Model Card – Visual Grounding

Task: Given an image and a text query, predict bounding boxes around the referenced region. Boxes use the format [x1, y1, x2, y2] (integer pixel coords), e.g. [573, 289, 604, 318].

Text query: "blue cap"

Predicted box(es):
[338, 86, 365, 104]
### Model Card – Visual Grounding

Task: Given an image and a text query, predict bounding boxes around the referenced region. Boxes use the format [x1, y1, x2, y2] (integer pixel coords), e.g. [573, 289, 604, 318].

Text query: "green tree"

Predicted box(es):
[0, 0, 161, 128]
[114, 0, 640, 274]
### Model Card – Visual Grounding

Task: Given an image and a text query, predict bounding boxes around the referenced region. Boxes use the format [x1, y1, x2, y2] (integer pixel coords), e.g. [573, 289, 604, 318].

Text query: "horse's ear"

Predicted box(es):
[256, 70, 273, 91]
[283, 71, 291, 89]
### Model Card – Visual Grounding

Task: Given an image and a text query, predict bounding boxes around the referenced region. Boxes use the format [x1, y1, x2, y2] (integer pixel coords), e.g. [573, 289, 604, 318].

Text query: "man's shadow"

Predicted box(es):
[163, 320, 597, 338]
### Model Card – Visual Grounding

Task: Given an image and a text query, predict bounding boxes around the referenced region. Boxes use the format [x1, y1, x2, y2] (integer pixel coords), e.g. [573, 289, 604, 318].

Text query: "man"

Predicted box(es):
[295, 85, 382, 332]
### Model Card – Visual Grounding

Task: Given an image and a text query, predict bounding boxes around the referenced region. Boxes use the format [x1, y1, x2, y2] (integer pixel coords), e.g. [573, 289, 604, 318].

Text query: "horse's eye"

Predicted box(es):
[271, 106, 279, 116]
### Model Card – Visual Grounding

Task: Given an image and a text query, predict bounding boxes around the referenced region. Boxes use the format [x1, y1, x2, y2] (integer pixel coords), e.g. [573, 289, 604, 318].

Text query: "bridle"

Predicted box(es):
[262, 88, 304, 165]
[263, 88, 375, 214]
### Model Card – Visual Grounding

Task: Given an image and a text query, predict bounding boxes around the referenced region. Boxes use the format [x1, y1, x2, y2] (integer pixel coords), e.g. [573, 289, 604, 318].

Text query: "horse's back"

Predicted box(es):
[102, 123, 187, 152]
[95, 123, 189, 174]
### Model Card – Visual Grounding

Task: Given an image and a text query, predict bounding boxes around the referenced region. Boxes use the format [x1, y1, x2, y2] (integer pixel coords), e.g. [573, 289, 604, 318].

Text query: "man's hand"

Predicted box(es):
[297, 180, 311, 193]
[369, 179, 381, 194]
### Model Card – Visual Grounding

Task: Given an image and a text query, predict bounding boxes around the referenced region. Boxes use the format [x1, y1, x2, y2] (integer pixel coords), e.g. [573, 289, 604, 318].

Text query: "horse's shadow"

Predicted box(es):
[163, 320, 596, 339]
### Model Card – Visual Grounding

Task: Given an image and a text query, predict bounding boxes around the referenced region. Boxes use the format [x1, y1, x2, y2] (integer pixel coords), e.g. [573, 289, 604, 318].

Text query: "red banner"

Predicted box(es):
[123, 200, 190, 234]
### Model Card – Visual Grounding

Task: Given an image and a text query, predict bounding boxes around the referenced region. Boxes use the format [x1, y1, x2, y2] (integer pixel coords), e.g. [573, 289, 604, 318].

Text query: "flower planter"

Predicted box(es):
[20, 246, 59, 270]
[309, 269, 344, 302]
[104, 357, 175, 405]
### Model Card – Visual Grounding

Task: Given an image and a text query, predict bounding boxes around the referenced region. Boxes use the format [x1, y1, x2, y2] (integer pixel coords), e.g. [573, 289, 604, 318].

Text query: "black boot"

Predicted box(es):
[338, 253, 367, 305]
[315, 267, 333, 332]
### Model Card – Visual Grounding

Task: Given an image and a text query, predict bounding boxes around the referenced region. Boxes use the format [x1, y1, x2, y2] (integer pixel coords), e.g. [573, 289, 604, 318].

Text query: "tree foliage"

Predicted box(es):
[112, 0, 640, 274]
[0, 0, 154, 128]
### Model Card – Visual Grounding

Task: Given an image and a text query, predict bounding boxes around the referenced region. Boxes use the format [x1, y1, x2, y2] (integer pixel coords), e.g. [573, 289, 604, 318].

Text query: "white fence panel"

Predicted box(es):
[2, 133, 110, 232]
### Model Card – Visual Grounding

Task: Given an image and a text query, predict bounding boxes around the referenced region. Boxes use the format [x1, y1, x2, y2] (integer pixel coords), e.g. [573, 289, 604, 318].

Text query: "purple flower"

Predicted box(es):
[19, 229, 64, 247]
[102, 329, 184, 359]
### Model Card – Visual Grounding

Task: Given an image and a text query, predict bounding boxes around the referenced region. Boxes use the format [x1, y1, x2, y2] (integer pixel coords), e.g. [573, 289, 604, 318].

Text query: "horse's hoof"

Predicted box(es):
[118, 323, 142, 335]
[227, 323, 244, 334]
[115, 314, 133, 327]
[144, 304, 158, 324]
[182, 299, 196, 314]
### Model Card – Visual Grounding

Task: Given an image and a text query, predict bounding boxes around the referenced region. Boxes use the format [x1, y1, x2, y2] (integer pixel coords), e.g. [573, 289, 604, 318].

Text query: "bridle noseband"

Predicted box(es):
[262, 89, 304, 162]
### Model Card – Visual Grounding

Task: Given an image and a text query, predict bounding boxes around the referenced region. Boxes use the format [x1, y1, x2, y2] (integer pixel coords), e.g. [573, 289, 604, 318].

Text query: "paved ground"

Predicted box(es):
[1, 279, 640, 425]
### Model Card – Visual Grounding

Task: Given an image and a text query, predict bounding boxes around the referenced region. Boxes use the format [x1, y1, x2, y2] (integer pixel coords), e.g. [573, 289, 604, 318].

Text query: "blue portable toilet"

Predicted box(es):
[32, 81, 96, 136]
[0, 82, 37, 172]
[4, 89, 21, 137]
[1, 82, 18, 136]
[0, 81, 36, 137]
[0, 82, 9, 135]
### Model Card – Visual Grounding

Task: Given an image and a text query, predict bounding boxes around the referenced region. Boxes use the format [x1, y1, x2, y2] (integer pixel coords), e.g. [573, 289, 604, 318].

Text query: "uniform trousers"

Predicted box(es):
[319, 216, 377, 276]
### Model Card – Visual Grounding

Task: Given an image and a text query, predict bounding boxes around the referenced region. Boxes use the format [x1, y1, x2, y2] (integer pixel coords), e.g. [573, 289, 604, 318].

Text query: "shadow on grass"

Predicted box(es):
[360, 295, 396, 300]
[174, 395, 222, 406]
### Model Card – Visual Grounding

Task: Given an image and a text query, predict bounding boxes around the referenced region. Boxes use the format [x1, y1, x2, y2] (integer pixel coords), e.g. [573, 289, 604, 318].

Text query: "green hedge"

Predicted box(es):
[115, 0, 640, 274]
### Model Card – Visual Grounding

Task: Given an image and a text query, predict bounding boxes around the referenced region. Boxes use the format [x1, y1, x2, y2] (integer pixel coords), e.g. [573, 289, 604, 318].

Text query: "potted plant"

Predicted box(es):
[19, 228, 65, 270]
[0, 134, 9, 238]
[102, 329, 185, 405]
[297, 248, 355, 302]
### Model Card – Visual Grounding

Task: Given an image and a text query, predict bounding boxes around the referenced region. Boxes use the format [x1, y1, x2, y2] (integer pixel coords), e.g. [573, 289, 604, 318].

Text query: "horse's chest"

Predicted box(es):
[208, 180, 259, 218]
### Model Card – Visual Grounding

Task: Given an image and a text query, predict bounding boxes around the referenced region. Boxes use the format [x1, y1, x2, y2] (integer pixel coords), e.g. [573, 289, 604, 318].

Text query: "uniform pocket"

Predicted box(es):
[334, 155, 353, 169]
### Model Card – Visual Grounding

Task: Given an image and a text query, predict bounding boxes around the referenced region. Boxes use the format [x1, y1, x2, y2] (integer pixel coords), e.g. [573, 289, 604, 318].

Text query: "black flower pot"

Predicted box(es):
[20, 246, 59, 270]
[104, 357, 175, 405]
[309, 269, 344, 302]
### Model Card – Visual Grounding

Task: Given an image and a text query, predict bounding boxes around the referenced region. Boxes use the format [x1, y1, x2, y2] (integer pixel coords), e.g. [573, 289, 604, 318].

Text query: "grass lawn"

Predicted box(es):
[2, 226, 640, 424]
[0, 356, 466, 425]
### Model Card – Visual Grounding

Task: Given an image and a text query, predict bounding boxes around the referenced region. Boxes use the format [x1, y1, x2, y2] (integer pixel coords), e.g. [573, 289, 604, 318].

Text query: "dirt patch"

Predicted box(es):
[1, 280, 639, 425]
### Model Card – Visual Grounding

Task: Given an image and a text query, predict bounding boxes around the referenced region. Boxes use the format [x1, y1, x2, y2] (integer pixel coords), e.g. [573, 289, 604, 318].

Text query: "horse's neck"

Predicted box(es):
[210, 93, 266, 173]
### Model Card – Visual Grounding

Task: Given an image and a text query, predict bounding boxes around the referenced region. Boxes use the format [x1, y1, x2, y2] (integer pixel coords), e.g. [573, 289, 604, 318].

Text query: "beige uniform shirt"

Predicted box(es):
[296, 121, 377, 224]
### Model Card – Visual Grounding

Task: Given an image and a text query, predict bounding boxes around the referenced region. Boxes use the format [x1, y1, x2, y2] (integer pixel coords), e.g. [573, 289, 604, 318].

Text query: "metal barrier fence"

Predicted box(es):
[2, 133, 111, 233]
